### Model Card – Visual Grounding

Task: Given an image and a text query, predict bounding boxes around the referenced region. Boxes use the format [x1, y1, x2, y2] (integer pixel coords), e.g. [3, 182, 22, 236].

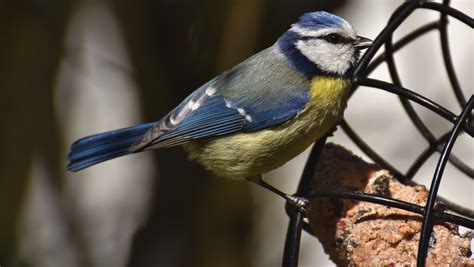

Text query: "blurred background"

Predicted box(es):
[0, 0, 471, 266]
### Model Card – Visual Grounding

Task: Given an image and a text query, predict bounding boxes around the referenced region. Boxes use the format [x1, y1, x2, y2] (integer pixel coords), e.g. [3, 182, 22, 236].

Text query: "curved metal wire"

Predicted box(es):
[438, 4, 467, 107]
[283, 0, 473, 266]
[417, 96, 473, 266]
[307, 190, 474, 229]
[358, 78, 473, 136]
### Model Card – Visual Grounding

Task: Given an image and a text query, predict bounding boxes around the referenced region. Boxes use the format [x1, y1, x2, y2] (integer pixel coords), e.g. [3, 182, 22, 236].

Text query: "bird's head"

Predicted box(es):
[277, 11, 372, 79]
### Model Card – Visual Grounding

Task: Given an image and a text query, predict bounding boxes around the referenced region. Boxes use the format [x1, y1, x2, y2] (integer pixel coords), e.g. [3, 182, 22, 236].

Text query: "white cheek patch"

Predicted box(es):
[296, 39, 355, 75]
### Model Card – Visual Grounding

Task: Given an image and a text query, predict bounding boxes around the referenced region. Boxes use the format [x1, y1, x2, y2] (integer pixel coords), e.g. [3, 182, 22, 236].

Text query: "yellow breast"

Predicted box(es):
[183, 77, 351, 179]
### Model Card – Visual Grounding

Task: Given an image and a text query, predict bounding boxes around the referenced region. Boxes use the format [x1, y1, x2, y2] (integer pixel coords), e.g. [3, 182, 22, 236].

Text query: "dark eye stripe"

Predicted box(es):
[324, 33, 353, 44]
[299, 34, 354, 44]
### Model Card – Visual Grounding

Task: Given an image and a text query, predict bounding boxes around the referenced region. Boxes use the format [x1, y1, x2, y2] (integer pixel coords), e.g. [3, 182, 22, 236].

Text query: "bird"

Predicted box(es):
[67, 11, 372, 212]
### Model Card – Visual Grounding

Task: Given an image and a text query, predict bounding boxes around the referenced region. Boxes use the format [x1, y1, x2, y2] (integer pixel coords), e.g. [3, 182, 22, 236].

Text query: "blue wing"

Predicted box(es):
[129, 46, 311, 151]
[151, 95, 245, 148]
[130, 83, 309, 151]
[233, 92, 310, 132]
[155, 91, 308, 147]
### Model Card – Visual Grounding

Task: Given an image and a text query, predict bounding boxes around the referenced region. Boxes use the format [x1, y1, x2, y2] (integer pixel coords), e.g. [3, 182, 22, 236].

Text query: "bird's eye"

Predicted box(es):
[325, 33, 342, 44]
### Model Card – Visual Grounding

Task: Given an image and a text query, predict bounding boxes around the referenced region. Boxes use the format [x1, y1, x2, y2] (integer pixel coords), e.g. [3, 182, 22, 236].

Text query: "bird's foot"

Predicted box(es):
[247, 175, 311, 215]
[286, 195, 311, 215]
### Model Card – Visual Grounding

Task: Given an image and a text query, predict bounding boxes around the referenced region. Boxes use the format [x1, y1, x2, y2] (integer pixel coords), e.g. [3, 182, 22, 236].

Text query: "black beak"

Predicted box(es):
[354, 36, 373, 50]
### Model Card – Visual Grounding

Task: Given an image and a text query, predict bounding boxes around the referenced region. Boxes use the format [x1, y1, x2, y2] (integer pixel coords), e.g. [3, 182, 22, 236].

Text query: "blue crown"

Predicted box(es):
[297, 11, 345, 30]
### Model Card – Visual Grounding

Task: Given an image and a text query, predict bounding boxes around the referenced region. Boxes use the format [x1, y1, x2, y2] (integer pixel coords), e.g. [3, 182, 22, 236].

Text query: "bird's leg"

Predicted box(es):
[247, 175, 310, 215]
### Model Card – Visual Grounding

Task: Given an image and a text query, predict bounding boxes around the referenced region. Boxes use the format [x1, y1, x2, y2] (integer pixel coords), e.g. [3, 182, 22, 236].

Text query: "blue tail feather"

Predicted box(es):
[67, 122, 157, 172]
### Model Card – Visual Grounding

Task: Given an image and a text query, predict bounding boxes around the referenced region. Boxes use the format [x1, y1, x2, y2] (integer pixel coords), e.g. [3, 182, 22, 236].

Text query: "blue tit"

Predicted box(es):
[67, 11, 372, 211]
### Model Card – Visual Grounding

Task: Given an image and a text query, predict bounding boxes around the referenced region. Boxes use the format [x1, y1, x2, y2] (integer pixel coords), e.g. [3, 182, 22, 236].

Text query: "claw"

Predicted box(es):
[287, 195, 311, 215]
